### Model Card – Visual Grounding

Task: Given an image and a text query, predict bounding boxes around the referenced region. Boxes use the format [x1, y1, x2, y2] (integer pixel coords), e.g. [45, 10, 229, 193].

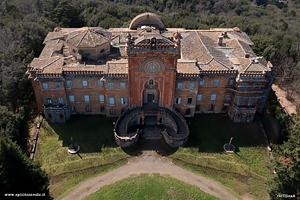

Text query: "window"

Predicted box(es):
[100, 106, 105, 112]
[46, 97, 52, 105]
[109, 97, 114, 105]
[42, 83, 49, 89]
[82, 80, 88, 87]
[55, 83, 61, 89]
[213, 79, 220, 86]
[197, 94, 203, 101]
[121, 97, 128, 104]
[187, 98, 193, 104]
[199, 80, 205, 86]
[100, 49, 105, 53]
[120, 82, 126, 89]
[99, 95, 104, 102]
[196, 105, 201, 111]
[57, 97, 63, 104]
[97, 80, 104, 86]
[85, 52, 90, 56]
[71, 106, 76, 112]
[67, 80, 72, 87]
[211, 93, 217, 101]
[248, 97, 254, 106]
[225, 93, 231, 100]
[208, 104, 214, 111]
[108, 82, 114, 89]
[237, 97, 242, 106]
[110, 108, 115, 115]
[174, 97, 181, 104]
[253, 83, 258, 89]
[85, 105, 91, 112]
[186, 108, 191, 115]
[69, 95, 75, 102]
[177, 83, 183, 89]
[149, 79, 154, 86]
[84, 95, 90, 102]
[228, 79, 234, 85]
[189, 83, 194, 89]
[240, 83, 246, 89]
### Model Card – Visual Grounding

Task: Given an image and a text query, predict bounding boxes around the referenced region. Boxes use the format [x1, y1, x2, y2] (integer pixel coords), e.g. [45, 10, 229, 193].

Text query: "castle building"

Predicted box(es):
[27, 13, 274, 147]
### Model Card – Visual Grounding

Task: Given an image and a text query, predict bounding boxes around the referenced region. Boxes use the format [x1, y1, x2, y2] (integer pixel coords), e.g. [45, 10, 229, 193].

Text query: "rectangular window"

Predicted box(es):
[177, 83, 183, 89]
[174, 97, 181, 104]
[85, 105, 91, 112]
[228, 79, 234, 85]
[199, 80, 205, 86]
[187, 98, 193, 104]
[46, 97, 52, 104]
[57, 97, 63, 104]
[55, 83, 61, 89]
[69, 95, 75, 102]
[110, 108, 115, 115]
[109, 97, 114, 105]
[121, 97, 128, 104]
[197, 94, 203, 101]
[42, 83, 49, 89]
[100, 106, 105, 112]
[82, 80, 88, 87]
[66, 80, 72, 87]
[84, 95, 90, 102]
[99, 95, 104, 102]
[240, 83, 246, 88]
[248, 97, 254, 106]
[97, 80, 104, 86]
[189, 83, 194, 89]
[225, 93, 231, 100]
[237, 97, 242, 106]
[211, 94, 217, 101]
[108, 82, 114, 89]
[213, 79, 220, 86]
[71, 105, 76, 112]
[120, 83, 126, 89]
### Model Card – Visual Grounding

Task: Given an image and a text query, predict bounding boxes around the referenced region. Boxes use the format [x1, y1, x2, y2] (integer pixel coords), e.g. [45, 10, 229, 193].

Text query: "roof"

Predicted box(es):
[129, 12, 166, 30]
[28, 13, 271, 76]
[65, 27, 111, 48]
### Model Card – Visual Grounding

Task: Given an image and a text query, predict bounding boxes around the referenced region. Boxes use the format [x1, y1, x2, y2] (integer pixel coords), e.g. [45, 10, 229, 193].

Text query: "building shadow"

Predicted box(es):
[122, 138, 178, 156]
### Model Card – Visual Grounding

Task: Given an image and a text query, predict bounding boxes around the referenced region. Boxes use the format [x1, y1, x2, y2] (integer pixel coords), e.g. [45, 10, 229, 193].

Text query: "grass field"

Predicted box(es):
[169, 114, 270, 199]
[83, 173, 220, 200]
[35, 115, 130, 199]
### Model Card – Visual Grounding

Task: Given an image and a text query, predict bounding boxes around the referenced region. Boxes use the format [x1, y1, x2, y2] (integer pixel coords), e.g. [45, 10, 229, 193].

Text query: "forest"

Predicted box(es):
[0, 0, 299, 198]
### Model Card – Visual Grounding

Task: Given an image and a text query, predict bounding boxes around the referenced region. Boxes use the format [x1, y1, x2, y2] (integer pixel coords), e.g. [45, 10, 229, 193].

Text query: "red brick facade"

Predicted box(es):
[27, 13, 274, 123]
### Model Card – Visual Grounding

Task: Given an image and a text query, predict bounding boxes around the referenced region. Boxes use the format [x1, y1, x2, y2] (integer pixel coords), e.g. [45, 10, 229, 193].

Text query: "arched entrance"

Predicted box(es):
[143, 79, 160, 104]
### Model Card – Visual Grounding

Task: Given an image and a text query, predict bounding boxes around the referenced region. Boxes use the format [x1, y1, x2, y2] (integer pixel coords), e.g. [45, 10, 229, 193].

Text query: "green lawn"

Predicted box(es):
[84, 174, 220, 200]
[170, 114, 270, 199]
[35, 115, 130, 199]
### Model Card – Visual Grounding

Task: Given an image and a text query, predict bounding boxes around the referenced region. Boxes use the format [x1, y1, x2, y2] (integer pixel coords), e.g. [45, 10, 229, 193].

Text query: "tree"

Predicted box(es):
[0, 106, 19, 140]
[268, 114, 300, 198]
[0, 138, 51, 199]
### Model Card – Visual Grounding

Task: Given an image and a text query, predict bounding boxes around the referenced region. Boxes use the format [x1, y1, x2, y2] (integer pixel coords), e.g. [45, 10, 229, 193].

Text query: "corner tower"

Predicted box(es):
[126, 13, 180, 107]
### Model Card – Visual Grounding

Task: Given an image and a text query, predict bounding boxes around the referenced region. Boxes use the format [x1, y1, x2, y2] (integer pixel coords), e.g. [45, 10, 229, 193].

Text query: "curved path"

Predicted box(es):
[61, 151, 239, 200]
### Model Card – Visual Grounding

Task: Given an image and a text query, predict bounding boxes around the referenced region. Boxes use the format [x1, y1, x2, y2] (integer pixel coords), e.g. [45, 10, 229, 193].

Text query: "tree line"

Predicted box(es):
[0, 0, 300, 198]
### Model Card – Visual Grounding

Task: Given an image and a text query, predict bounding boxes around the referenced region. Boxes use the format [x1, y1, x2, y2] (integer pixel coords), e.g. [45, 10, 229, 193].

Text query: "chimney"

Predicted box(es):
[218, 35, 223, 46]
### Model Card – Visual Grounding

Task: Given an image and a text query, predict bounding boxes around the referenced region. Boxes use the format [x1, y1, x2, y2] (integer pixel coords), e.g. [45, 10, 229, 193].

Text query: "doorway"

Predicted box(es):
[147, 93, 155, 102]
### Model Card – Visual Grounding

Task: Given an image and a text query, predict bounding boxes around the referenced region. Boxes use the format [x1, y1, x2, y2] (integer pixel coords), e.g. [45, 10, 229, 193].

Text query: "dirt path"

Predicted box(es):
[272, 85, 298, 115]
[61, 151, 241, 200]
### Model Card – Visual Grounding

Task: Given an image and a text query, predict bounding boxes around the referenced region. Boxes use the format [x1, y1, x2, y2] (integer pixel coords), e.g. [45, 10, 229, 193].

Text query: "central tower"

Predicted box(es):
[126, 13, 180, 107]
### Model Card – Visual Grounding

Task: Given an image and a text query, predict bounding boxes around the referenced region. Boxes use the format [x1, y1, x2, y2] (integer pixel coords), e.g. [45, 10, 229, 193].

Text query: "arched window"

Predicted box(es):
[149, 79, 154, 86]
[208, 104, 214, 111]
